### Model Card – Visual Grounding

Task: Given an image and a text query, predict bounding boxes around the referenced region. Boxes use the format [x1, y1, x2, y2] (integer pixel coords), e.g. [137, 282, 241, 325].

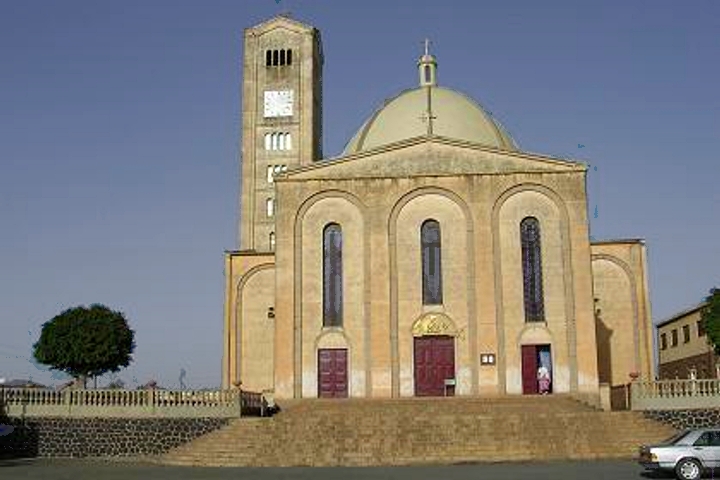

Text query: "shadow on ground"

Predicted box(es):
[0, 413, 40, 463]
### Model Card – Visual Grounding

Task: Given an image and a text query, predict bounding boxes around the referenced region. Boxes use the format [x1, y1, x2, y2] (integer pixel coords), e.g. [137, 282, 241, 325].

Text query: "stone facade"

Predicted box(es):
[644, 409, 720, 431]
[0, 416, 229, 459]
[222, 15, 655, 401]
[591, 240, 655, 386]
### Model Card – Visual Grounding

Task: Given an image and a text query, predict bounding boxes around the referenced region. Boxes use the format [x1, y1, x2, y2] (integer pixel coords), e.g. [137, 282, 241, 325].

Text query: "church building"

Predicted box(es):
[222, 15, 655, 402]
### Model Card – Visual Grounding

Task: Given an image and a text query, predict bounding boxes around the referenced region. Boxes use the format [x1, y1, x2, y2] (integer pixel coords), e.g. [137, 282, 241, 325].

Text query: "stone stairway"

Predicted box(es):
[159, 395, 676, 467]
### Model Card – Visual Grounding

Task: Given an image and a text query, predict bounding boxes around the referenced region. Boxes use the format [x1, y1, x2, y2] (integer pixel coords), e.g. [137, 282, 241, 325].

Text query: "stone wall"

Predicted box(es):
[658, 351, 718, 380]
[643, 409, 720, 430]
[0, 416, 229, 459]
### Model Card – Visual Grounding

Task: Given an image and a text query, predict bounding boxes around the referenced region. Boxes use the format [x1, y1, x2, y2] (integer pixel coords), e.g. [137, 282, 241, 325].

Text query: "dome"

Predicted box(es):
[343, 85, 519, 155]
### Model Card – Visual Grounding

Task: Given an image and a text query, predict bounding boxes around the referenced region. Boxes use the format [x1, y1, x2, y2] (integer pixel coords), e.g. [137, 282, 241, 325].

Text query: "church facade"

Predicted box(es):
[222, 15, 655, 402]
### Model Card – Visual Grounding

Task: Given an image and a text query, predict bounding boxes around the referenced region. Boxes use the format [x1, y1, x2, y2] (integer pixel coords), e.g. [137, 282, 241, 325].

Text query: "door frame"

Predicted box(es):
[413, 335, 456, 397]
[317, 348, 349, 398]
[521, 344, 553, 395]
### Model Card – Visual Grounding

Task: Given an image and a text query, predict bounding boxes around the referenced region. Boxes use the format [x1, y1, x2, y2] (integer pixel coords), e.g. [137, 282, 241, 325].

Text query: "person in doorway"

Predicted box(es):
[537, 365, 551, 394]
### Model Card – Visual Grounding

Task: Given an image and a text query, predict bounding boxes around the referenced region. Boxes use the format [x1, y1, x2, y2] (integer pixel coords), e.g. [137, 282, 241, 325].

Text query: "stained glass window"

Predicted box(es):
[421, 220, 443, 305]
[323, 224, 343, 327]
[521, 217, 545, 322]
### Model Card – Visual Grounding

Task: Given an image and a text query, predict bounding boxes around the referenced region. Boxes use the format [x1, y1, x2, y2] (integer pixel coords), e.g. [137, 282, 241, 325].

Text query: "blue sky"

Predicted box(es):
[1, 0, 718, 389]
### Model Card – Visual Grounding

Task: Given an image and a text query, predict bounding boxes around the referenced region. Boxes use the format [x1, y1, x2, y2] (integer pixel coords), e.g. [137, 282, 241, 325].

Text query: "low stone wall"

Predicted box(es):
[643, 409, 720, 430]
[0, 416, 229, 459]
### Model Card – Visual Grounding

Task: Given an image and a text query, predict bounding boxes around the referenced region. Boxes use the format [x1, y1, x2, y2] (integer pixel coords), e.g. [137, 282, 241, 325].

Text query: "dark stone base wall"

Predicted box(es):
[644, 409, 720, 430]
[0, 416, 230, 459]
[658, 352, 718, 380]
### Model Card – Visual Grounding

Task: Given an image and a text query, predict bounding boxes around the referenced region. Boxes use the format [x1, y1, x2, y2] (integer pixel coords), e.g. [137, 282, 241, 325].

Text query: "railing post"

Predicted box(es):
[233, 381, 243, 418]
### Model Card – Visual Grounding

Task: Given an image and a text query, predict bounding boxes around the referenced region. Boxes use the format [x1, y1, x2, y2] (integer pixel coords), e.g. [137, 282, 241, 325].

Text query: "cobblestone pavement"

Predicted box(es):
[0, 458, 673, 479]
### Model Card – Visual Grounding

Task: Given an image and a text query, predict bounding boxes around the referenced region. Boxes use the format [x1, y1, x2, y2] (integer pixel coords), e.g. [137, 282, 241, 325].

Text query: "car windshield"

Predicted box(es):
[660, 431, 691, 445]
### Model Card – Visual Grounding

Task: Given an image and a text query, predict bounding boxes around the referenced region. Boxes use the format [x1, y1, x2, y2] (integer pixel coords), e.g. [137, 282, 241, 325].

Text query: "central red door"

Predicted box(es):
[414, 336, 455, 396]
[521, 345, 539, 394]
[318, 348, 348, 398]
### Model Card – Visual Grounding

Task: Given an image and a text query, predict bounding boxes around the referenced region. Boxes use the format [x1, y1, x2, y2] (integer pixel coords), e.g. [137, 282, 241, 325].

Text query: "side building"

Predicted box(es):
[657, 301, 719, 379]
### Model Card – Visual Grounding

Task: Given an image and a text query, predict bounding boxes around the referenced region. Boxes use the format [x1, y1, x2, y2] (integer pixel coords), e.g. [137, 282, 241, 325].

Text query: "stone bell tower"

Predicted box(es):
[238, 15, 324, 251]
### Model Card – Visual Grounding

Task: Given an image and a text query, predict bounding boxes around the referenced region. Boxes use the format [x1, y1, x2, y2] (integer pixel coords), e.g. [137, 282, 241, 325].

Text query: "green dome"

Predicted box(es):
[343, 85, 518, 155]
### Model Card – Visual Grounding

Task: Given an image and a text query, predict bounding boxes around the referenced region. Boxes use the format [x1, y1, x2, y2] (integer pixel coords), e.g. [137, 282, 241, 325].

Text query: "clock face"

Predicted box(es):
[264, 90, 294, 117]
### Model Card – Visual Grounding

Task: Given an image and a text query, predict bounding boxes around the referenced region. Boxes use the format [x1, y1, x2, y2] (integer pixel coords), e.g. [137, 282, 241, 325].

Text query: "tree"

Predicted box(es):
[106, 379, 125, 390]
[32, 304, 136, 388]
[701, 288, 720, 356]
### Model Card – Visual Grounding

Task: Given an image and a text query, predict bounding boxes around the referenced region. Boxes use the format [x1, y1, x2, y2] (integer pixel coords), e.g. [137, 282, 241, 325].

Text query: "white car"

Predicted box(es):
[639, 429, 720, 480]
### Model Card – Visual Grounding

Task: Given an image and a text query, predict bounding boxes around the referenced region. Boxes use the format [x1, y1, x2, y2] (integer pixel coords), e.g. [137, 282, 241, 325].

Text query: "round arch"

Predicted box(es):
[490, 182, 576, 393]
[387, 185, 478, 396]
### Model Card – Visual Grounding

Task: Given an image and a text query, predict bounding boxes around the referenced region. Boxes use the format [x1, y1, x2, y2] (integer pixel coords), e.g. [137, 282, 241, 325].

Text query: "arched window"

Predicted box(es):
[266, 50, 272, 66]
[424, 65, 432, 83]
[421, 220, 443, 305]
[271, 133, 279, 150]
[269, 232, 276, 251]
[323, 223, 343, 327]
[284, 132, 292, 150]
[520, 217, 545, 322]
[266, 198, 274, 217]
[287, 49, 292, 65]
[279, 49, 286, 66]
[264, 133, 272, 150]
[277, 133, 285, 150]
[272, 50, 279, 66]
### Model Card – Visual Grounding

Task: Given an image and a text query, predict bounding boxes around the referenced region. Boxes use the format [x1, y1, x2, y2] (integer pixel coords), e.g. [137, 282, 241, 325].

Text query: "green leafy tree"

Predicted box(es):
[701, 288, 720, 356]
[32, 304, 136, 388]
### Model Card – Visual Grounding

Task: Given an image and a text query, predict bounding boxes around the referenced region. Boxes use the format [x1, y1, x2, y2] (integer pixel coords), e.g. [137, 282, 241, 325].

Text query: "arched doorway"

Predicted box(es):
[412, 313, 458, 397]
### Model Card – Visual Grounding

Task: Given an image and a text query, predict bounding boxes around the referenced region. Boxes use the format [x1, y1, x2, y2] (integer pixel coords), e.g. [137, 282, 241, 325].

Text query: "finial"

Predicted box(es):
[418, 38, 437, 87]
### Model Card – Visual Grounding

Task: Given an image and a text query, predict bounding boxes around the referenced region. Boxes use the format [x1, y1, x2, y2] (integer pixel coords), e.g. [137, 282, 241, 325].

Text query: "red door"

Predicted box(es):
[414, 336, 455, 396]
[521, 345, 539, 394]
[317, 349, 348, 398]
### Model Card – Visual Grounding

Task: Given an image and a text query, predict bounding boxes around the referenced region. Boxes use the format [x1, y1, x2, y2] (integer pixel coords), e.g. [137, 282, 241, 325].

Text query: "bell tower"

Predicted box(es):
[238, 15, 323, 251]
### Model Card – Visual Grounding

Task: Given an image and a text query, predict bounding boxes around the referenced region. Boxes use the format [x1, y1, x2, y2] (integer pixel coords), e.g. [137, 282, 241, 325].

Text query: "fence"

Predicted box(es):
[0, 387, 267, 418]
[631, 379, 720, 410]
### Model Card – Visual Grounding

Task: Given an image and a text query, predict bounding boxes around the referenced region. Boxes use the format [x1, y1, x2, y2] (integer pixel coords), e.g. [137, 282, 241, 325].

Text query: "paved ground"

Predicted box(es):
[0, 458, 681, 480]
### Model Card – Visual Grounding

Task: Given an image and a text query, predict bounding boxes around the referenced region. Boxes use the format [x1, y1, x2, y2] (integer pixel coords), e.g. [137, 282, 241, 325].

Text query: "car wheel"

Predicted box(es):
[675, 458, 702, 480]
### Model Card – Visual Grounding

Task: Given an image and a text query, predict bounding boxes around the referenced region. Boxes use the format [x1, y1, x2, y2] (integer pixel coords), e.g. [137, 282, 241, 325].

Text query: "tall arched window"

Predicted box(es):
[279, 49, 286, 66]
[287, 49, 293, 65]
[421, 220, 443, 305]
[323, 223, 343, 327]
[269, 232, 276, 251]
[520, 217, 545, 322]
[266, 50, 272, 66]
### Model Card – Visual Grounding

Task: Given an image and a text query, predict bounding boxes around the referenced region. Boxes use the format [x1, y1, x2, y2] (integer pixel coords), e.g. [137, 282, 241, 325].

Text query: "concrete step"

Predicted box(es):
[159, 397, 675, 467]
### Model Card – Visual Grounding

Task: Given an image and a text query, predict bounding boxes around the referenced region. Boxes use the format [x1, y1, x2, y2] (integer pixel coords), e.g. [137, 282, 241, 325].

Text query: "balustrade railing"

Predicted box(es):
[0, 387, 266, 418]
[631, 379, 720, 410]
